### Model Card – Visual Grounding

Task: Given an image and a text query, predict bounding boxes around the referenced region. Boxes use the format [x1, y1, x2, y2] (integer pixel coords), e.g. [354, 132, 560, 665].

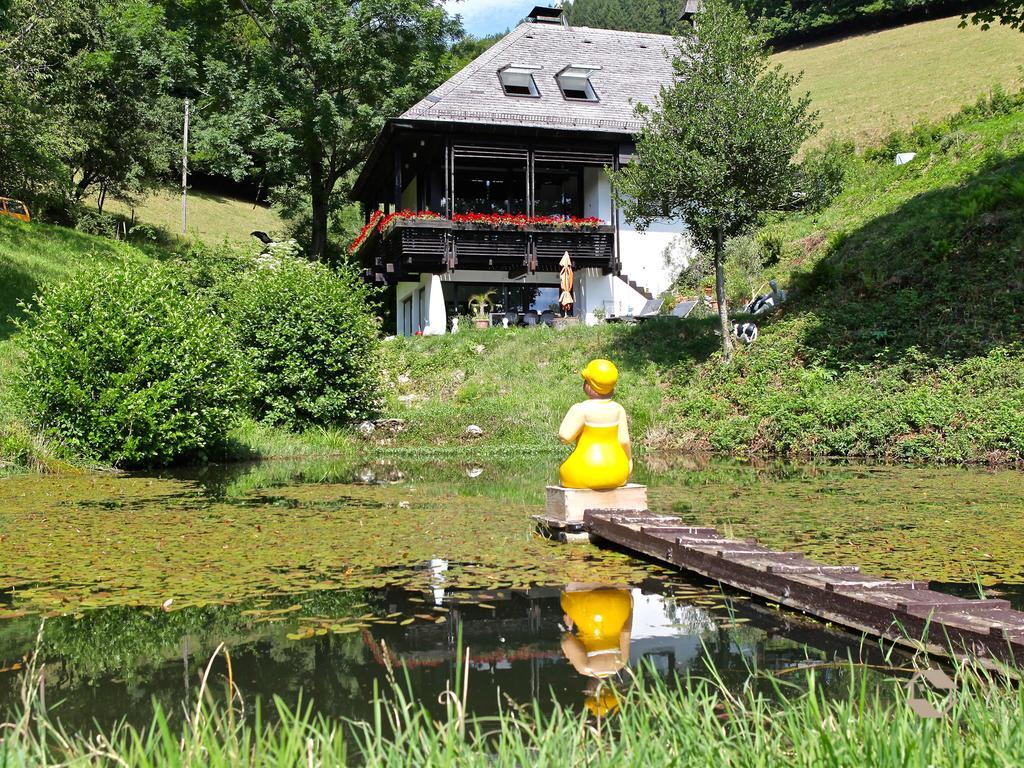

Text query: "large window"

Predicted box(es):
[534, 166, 583, 218]
[454, 159, 526, 215]
[442, 283, 561, 317]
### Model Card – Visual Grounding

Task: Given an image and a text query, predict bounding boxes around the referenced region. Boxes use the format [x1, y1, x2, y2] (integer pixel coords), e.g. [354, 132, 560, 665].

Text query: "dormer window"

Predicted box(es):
[556, 65, 600, 102]
[498, 65, 540, 97]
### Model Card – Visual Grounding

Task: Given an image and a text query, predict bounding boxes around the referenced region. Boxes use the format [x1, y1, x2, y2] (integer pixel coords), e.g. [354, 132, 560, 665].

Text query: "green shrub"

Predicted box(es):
[797, 139, 852, 211]
[73, 210, 121, 238]
[15, 262, 250, 467]
[231, 254, 382, 428]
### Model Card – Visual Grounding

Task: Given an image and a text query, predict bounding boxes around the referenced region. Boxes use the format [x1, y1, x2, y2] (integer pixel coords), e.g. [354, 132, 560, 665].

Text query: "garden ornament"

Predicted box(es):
[559, 585, 633, 716]
[557, 359, 632, 489]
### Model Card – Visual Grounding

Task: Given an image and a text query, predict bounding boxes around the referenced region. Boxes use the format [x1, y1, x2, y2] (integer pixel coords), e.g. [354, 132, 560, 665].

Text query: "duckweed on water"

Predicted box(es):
[0, 470, 660, 617]
[2, 455, 1024, 621]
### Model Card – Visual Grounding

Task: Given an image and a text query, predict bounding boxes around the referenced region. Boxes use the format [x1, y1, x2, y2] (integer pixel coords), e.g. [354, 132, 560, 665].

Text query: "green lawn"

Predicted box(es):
[102, 186, 283, 244]
[773, 16, 1024, 146]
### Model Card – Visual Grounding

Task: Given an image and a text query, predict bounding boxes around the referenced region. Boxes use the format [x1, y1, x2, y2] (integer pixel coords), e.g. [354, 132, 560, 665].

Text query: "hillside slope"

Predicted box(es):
[772, 16, 1024, 146]
[378, 95, 1024, 463]
[102, 188, 283, 244]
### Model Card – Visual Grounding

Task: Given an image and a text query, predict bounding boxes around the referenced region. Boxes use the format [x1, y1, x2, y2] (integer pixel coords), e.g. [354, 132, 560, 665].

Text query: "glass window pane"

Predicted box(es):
[454, 159, 526, 215]
[534, 167, 582, 218]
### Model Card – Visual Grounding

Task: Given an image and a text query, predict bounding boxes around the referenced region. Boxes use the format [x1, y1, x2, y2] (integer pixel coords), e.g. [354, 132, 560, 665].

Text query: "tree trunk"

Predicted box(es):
[309, 147, 330, 261]
[714, 227, 734, 362]
[74, 173, 94, 203]
[310, 187, 329, 261]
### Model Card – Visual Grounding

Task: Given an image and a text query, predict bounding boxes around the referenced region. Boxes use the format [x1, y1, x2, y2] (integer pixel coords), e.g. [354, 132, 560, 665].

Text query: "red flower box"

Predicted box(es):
[349, 210, 605, 254]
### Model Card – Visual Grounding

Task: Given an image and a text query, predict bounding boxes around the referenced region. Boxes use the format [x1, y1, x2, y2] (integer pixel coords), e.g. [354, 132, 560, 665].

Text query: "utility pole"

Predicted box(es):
[181, 98, 189, 235]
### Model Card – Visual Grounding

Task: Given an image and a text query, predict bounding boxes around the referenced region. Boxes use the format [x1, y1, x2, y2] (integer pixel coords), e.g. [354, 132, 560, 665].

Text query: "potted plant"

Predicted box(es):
[468, 290, 496, 329]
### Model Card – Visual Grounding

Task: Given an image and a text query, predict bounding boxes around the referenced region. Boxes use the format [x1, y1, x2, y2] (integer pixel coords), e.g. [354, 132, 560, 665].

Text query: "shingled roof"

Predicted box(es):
[401, 22, 677, 134]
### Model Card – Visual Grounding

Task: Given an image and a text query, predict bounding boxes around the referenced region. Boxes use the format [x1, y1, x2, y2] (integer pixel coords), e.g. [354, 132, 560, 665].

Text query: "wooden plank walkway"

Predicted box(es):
[582, 508, 1024, 665]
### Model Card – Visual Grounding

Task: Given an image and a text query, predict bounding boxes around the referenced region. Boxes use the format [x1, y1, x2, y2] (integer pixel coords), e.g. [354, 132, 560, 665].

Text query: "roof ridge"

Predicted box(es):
[568, 25, 677, 41]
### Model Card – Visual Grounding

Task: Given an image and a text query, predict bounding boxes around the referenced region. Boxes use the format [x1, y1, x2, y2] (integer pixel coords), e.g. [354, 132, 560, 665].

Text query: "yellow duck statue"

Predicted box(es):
[558, 359, 632, 490]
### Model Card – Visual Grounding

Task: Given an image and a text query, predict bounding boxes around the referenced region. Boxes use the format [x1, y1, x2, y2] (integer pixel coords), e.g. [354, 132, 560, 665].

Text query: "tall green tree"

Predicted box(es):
[613, 0, 817, 361]
[0, 0, 185, 212]
[208, 0, 460, 260]
[62, 0, 187, 210]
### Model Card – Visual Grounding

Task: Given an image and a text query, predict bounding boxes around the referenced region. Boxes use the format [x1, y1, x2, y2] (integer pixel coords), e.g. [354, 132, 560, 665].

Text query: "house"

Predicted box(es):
[351, 6, 693, 335]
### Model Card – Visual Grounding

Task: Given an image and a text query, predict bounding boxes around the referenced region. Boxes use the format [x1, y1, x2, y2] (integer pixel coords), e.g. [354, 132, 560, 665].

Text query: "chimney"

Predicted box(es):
[527, 6, 569, 26]
[678, 0, 702, 24]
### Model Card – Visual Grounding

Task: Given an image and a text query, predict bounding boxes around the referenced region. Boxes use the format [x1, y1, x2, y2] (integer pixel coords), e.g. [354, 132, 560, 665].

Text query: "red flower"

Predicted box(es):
[451, 213, 604, 229]
[350, 210, 604, 254]
[349, 209, 384, 254]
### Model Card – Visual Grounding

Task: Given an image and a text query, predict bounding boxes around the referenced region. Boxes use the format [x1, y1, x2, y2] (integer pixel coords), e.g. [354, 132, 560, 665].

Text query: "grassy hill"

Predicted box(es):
[375, 92, 1024, 463]
[4, 75, 1024, 470]
[772, 16, 1024, 147]
[102, 187, 283, 244]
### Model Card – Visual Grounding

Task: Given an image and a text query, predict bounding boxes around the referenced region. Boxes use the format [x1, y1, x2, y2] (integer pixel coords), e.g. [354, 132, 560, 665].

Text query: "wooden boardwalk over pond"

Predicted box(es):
[579, 509, 1024, 665]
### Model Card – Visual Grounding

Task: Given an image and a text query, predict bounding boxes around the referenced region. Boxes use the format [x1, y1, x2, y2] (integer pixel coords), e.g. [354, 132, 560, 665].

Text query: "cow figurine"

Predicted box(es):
[732, 322, 758, 345]
[745, 279, 785, 316]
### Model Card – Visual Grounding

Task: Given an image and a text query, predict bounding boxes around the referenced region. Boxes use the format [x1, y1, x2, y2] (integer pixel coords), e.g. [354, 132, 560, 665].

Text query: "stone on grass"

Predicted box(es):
[465, 425, 484, 438]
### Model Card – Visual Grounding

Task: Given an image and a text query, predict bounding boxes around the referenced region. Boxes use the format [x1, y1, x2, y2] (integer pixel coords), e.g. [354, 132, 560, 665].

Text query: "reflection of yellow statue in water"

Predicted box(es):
[560, 585, 633, 716]
[558, 359, 632, 490]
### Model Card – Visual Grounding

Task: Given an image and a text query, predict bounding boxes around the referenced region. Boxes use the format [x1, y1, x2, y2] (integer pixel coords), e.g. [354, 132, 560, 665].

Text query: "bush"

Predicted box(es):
[796, 140, 852, 212]
[15, 262, 250, 467]
[231, 254, 382, 428]
[73, 210, 121, 238]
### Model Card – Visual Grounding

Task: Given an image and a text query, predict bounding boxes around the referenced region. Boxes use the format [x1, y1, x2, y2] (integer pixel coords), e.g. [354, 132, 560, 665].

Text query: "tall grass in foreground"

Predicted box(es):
[2, 638, 1024, 767]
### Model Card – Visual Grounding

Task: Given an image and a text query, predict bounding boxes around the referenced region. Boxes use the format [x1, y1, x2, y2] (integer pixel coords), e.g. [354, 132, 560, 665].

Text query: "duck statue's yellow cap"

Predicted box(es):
[580, 359, 618, 396]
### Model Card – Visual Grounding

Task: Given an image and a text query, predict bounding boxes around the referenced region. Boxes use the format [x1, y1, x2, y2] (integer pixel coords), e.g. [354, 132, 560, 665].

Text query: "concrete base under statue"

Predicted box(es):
[544, 483, 648, 524]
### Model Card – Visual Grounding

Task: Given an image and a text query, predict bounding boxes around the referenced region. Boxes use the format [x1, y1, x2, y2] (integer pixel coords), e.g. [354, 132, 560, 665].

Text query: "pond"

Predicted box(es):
[1, 455, 1023, 732]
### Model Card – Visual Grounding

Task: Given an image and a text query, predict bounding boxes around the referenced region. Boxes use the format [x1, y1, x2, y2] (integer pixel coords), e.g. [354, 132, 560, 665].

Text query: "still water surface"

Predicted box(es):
[1, 455, 1022, 730]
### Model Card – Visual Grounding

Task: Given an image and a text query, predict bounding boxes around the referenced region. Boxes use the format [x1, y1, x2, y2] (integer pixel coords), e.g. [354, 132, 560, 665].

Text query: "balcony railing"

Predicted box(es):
[358, 217, 616, 283]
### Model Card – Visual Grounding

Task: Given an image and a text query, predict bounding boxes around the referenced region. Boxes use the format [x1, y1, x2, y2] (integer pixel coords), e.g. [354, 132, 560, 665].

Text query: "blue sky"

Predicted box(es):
[443, 0, 540, 37]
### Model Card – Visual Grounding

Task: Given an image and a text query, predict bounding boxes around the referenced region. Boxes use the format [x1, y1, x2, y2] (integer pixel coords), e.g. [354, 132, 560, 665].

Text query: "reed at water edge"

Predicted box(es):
[2, 627, 1024, 767]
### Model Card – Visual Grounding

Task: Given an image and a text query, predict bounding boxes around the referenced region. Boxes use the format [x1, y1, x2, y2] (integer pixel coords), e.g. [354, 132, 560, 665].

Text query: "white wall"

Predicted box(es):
[583, 167, 613, 222]
[582, 168, 695, 300]
[395, 274, 447, 336]
[576, 268, 650, 324]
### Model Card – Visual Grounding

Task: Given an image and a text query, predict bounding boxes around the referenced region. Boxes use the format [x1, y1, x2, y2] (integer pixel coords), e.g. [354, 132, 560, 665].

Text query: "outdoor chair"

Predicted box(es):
[671, 300, 698, 318]
[522, 311, 539, 327]
[505, 310, 519, 327]
[634, 298, 664, 321]
[539, 310, 556, 327]
[610, 298, 664, 324]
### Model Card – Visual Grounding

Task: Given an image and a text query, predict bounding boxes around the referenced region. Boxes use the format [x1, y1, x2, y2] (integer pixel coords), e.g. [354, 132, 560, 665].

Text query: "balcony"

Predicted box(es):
[357, 217, 616, 283]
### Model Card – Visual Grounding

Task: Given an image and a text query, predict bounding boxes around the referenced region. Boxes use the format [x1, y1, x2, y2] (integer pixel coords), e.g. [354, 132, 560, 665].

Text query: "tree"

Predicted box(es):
[612, 0, 817, 360]
[60, 0, 186, 210]
[0, 0, 184, 212]
[961, 4, 1024, 31]
[209, 0, 460, 260]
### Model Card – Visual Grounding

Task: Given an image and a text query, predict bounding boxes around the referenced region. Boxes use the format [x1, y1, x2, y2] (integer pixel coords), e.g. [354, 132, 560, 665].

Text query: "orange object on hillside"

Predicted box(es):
[0, 198, 30, 223]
